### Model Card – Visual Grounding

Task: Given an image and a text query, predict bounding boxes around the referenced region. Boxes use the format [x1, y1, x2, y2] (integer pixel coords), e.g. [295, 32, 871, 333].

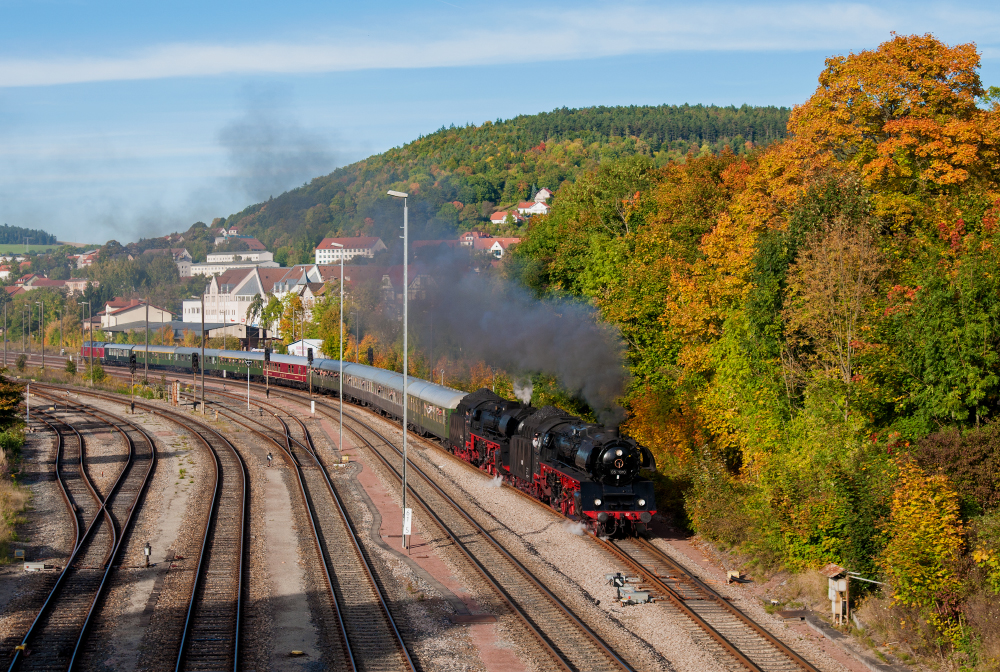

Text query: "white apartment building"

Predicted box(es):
[314, 237, 386, 265]
[205, 251, 274, 264]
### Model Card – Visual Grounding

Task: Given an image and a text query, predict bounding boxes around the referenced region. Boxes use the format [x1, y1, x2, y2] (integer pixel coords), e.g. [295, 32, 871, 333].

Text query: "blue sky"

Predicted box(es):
[2, 1, 1000, 245]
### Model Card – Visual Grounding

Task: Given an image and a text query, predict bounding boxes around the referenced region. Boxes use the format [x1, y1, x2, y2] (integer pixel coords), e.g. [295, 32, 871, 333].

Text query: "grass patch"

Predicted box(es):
[0, 425, 27, 563]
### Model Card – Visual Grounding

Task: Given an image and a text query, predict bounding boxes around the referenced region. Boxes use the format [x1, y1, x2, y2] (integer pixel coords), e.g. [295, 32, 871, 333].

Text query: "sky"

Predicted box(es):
[2, 0, 1000, 246]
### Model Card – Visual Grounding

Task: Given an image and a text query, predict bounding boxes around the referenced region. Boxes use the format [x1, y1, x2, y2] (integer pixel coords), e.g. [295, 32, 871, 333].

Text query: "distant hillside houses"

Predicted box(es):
[489, 211, 524, 225]
[7, 273, 95, 296]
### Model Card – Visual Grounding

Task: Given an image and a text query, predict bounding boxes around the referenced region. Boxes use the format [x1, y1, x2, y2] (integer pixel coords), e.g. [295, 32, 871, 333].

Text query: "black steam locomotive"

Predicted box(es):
[450, 389, 657, 536]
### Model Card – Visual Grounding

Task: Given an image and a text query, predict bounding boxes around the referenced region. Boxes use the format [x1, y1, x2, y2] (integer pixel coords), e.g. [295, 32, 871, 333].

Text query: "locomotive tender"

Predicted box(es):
[85, 341, 657, 536]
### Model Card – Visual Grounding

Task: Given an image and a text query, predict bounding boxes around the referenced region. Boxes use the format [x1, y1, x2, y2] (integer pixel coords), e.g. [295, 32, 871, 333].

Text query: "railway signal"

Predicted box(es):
[264, 347, 270, 398]
[191, 353, 200, 412]
[129, 352, 137, 413]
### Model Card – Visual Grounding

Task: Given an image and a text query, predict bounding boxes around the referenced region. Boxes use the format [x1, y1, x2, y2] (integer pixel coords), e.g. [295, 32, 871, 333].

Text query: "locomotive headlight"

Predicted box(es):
[637, 499, 646, 507]
[615, 449, 623, 456]
[594, 498, 602, 506]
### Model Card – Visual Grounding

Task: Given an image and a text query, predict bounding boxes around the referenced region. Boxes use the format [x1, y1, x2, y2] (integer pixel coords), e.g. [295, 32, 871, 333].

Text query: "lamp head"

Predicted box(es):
[387, 190, 408, 199]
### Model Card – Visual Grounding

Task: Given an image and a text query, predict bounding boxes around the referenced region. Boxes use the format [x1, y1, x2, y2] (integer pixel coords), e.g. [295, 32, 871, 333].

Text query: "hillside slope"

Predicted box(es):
[219, 104, 789, 264]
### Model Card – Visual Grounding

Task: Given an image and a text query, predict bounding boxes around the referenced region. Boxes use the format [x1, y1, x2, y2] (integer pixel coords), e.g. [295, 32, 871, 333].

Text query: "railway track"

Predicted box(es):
[307, 396, 634, 672]
[207, 391, 415, 672]
[263, 385, 822, 672]
[8, 394, 155, 672]
[27, 384, 248, 672]
[600, 538, 820, 672]
[94, 368, 825, 671]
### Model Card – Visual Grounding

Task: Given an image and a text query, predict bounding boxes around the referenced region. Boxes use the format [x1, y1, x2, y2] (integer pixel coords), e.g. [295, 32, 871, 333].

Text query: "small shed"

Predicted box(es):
[287, 339, 325, 360]
[820, 562, 849, 625]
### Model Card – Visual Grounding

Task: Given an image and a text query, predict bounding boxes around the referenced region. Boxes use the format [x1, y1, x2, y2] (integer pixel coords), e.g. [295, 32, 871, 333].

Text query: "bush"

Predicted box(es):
[915, 423, 1000, 516]
[65, 359, 76, 376]
[14, 355, 26, 372]
[83, 362, 105, 382]
[880, 461, 965, 641]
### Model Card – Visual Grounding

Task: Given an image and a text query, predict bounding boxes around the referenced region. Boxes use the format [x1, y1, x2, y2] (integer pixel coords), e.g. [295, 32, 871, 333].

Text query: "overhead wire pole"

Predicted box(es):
[144, 301, 148, 384]
[200, 295, 205, 415]
[388, 189, 409, 549]
[36, 302, 44, 370]
[78, 301, 92, 386]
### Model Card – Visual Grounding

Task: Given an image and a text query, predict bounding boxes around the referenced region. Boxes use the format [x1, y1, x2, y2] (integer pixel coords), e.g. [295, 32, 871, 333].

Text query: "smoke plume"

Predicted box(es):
[219, 92, 337, 202]
[513, 378, 533, 405]
[418, 270, 629, 424]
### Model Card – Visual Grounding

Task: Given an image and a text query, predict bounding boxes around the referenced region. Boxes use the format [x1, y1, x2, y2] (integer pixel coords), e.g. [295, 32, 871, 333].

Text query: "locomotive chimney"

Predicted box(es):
[606, 427, 619, 438]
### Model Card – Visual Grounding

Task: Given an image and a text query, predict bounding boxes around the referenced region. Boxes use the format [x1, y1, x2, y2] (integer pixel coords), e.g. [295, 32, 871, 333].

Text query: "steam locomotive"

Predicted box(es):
[83, 341, 658, 536]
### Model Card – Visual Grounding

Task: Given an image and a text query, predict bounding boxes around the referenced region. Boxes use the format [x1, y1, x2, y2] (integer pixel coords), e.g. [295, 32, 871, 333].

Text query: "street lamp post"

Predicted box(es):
[388, 189, 410, 549]
[330, 242, 345, 455]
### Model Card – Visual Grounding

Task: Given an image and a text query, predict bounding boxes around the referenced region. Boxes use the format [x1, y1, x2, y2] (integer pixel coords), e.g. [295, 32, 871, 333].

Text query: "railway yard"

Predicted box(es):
[1, 354, 873, 672]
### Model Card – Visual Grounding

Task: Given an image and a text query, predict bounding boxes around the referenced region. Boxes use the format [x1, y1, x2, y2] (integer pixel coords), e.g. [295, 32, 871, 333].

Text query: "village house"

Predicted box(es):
[489, 211, 524, 225]
[515, 200, 551, 216]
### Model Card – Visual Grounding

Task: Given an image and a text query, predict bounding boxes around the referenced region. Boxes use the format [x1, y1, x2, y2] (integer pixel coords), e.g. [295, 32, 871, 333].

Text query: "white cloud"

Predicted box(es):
[3, 2, 998, 87]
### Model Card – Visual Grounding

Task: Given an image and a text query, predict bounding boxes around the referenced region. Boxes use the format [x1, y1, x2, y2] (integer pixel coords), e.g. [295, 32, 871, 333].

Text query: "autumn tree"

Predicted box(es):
[782, 218, 886, 415]
[787, 33, 999, 226]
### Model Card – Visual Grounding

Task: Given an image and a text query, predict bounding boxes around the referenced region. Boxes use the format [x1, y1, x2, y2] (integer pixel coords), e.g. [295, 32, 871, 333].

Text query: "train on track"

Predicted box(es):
[83, 341, 658, 536]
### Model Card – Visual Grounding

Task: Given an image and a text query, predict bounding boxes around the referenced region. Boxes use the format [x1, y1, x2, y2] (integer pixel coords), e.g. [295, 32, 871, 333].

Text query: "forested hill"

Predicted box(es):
[219, 104, 789, 265]
[0, 223, 58, 246]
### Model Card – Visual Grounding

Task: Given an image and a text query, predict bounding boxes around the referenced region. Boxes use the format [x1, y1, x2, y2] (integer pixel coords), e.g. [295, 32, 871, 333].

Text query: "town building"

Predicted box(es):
[286, 338, 325, 358]
[515, 200, 551, 216]
[99, 298, 174, 329]
[189, 251, 280, 277]
[75, 250, 100, 268]
[533, 187, 553, 202]
[314, 237, 386, 264]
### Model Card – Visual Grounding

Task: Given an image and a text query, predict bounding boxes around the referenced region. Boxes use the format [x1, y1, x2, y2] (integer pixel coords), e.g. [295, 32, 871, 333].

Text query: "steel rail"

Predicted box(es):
[612, 538, 820, 672]
[32, 384, 248, 672]
[211, 402, 360, 670]
[28, 390, 158, 670]
[186, 376, 628, 671]
[8, 403, 121, 671]
[328, 403, 631, 672]
[208, 390, 416, 671]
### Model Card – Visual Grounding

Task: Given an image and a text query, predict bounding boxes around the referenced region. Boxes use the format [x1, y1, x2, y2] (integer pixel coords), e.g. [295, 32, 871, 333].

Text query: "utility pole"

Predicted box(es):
[200, 295, 205, 415]
[144, 301, 148, 384]
[36, 302, 43, 370]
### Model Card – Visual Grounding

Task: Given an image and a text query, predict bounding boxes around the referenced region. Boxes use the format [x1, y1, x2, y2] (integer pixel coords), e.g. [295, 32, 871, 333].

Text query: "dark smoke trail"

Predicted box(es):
[420, 270, 629, 424]
[219, 90, 337, 203]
